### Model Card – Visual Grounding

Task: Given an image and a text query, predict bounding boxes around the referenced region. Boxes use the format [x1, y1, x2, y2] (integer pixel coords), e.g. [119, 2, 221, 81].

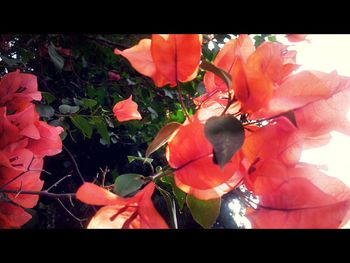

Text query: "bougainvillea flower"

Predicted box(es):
[26, 121, 64, 158]
[251, 70, 350, 120]
[166, 113, 243, 200]
[0, 202, 32, 229]
[0, 107, 19, 149]
[113, 95, 142, 122]
[286, 34, 309, 42]
[203, 35, 299, 114]
[246, 164, 350, 228]
[0, 148, 44, 208]
[115, 34, 202, 88]
[0, 70, 41, 111]
[76, 182, 168, 229]
[203, 34, 255, 93]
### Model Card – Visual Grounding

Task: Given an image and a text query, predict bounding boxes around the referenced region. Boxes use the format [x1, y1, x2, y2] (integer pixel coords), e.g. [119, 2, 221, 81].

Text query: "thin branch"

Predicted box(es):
[0, 155, 35, 191]
[46, 173, 72, 192]
[57, 198, 87, 227]
[0, 189, 76, 199]
[63, 144, 85, 183]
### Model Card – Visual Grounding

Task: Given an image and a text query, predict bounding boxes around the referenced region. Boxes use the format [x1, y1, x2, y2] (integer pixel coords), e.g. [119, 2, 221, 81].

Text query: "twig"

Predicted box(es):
[0, 189, 76, 199]
[46, 174, 72, 192]
[63, 144, 85, 183]
[0, 155, 35, 191]
[57, 198, 87, 227]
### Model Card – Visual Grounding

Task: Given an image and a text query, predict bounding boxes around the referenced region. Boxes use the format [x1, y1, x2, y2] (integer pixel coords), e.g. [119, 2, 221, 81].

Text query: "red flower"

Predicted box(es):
[115, 34, 202, 88]
[0, 202, 32, 229]
[113, 95, 142, 122]
[76, 182, 169, 229]
[0, 70, 63, 229]
[0, 70, 41, 111]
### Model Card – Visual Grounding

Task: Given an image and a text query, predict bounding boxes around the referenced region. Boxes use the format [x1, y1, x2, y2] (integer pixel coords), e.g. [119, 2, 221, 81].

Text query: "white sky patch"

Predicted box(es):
[227, 199, 252, 228]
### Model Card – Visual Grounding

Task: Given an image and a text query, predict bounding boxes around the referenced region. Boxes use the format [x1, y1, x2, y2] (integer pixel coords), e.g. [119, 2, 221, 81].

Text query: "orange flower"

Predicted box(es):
[115, 34, 202, 88]
[76, 182, 169, 229]
[203, 35, 299, 114]
[113, 95, 142, 122]
[166, 111, 244, 200]
[286, 34, 309, 42]
[246, 164, 350, 228]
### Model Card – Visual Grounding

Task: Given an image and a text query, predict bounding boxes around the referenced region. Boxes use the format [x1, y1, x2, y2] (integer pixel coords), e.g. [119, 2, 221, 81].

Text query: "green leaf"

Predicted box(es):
[35, 104, 55, 118]
[73, 98, 84, 106]
[204, 115, 244, 169]
[114, 173, 145, 197]
[48, 43, 64, 71]
[70, 116, 93, 138]
[42, 92, 56, 104]
[59, 105, 80, 114]
[200, 60, 232, 89]
[156, 185, 178, 229]
[96, 121, 110, 144]
[111, 169, 119, 181]
[267, 35, 277, 42]
[160, 175, 186, 210]
[82, 98, 98, 108]
[145, 122, 181, 157]
[127, 156, 153, 165]
[186, 195, 221, 229]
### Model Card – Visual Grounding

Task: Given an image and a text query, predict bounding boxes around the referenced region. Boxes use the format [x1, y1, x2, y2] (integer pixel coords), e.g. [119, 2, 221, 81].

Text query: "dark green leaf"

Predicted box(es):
[200, 60, 232, 89]
[35, 104, 55, 118]
[82, 98, 98, 108]
[114, 173, 145, 197]
[42, 92, 56, 104]
[48, 43, 64, 71]
[186, 195, 221, 229]
[95, 121, 110, 144]
[145, 122, 181, 157]
[204, 115, 244, 168]
[127, 156, 153, 165]
[70, 116, 93, 138]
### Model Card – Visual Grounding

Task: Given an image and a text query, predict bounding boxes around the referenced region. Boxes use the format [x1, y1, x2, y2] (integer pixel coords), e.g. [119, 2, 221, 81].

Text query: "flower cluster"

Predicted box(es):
[78, 34, 350, 228]
[0, 70, 63, 228]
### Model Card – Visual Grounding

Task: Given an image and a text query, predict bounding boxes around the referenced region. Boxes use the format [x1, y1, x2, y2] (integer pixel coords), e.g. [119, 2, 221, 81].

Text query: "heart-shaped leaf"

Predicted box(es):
[204, 115, 244, 168]
[114, 173, 145, 197]
[186, 195, 221, 229]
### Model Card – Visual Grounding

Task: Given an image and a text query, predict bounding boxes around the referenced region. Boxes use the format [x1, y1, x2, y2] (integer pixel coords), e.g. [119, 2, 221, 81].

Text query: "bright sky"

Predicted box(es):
[274, 34, 350, 189]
